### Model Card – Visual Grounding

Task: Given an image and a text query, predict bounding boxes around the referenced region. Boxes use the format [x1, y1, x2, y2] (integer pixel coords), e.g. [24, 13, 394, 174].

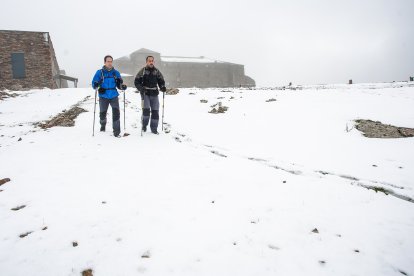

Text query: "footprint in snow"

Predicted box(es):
[211, 150, 227, 158]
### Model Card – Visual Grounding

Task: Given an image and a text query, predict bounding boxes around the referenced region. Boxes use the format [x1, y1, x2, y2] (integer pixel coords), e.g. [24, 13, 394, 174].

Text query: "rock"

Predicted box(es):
[209, 102, 228, 114]
[0, 91, 19, 100]
[141, 250, 151, 258]
[266, 98, 277, 102]
[19, 231, 33, 238]
[166, 88, 179, 95]
[73, 241, 78, 247]
[82, 269, 93, 276]
[9, 84, 23, 91]
[18, 137, 22, 141]
[355, 119, 414, 138]
[200, 99, 208, 103]
[11, 205, 26, 211]
[0, 178, 11, 186]
[311, 228, 319, 234]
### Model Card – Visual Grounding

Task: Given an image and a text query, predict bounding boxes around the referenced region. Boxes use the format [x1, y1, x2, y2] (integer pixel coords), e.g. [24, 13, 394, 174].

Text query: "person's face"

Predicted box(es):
[105, 58, 113, 69]
[146, 57, 155, 68]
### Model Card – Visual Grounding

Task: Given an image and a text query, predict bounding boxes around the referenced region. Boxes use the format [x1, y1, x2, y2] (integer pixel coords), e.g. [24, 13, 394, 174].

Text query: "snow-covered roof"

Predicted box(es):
[161, 56, 226, 64]
[131, 48, 160, 55]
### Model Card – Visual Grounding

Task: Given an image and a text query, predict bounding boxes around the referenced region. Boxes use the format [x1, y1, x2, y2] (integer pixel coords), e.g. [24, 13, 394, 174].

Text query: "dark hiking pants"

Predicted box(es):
[99, 96, 120, 135]
[141, 93, 160, 131]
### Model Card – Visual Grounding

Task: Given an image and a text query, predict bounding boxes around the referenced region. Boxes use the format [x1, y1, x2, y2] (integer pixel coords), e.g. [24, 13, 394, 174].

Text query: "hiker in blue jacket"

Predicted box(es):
[92, 55, 127, 137]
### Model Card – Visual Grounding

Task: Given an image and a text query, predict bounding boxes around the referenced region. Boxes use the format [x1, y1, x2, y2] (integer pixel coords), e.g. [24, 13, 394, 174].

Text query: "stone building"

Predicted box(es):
[114, 48, 255, 88]
[0, 30, 76, 91]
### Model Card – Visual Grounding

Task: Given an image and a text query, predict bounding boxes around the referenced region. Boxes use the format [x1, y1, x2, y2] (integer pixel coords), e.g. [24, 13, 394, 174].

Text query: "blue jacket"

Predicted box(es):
[92, 67, 123, 99]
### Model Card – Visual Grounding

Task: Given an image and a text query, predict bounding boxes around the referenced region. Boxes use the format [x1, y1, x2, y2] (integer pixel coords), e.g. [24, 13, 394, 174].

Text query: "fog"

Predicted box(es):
[1, 0, 413, 87]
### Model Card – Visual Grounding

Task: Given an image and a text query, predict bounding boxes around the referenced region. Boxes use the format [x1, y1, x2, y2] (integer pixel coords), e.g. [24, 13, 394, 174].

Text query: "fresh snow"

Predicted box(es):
[161, 56, 225, 64]
[0, 83, 413, 276]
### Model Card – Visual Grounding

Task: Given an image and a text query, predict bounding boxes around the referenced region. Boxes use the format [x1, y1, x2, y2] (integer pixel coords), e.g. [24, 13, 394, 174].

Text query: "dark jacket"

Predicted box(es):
[134, 66, 165, 96]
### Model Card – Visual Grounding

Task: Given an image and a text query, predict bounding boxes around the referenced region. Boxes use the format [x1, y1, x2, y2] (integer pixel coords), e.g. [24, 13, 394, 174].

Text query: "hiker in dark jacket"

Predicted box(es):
[134, 55, 166, 134]
[92, 55, 126, 137]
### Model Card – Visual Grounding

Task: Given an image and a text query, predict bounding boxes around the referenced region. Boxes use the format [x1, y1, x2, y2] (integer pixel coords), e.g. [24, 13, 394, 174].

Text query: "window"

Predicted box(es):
[11, 53, 26, 79]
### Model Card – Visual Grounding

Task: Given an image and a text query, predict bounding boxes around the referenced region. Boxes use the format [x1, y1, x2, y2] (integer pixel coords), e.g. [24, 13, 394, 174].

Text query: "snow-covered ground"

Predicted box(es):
[1, 83, 413, 276]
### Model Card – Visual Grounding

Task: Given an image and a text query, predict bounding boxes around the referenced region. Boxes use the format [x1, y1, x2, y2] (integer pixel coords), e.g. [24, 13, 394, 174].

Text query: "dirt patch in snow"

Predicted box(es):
[355, 119, 414, 138]
[37, 97, 89, 129]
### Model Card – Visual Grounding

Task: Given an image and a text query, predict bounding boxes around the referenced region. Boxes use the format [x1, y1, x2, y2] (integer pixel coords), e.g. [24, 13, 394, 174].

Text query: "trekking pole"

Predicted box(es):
[140, 97, 144, 137]
[92, 88, 98, 136]
[123, 89, 126, 131]
[161, 91, 165, 132]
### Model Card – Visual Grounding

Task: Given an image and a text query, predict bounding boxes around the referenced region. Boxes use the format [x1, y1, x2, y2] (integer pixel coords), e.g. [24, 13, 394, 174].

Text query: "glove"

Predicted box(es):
[98, 87, 105, 94]
[115, 79, 123, 89]
[121, 84, 127, 90]
[93, 82, 99, 89]
[160, 86, 167, 92]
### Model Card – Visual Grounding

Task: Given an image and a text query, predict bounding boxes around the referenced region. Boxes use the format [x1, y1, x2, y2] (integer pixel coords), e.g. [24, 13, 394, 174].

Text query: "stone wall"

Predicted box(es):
[114, 49, 161, 88]
[161, 62, 255, 88]
[0, 30, 59, 90]
[114, 48, 255, 89]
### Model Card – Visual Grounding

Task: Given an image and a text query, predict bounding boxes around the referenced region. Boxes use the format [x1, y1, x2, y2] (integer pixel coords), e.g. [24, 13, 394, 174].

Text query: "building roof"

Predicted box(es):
[131, 48, 160, 55]
[161, 56, 233, 64]
[0, 30, 48, 34]
[115, 48, 242, 66]
[115, 48, 161, 61]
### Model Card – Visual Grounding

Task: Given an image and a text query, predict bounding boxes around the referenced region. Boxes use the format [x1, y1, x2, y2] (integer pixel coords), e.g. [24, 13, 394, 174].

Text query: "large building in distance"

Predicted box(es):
[114, 48, 255, 88]
[0, 30, 76, 91]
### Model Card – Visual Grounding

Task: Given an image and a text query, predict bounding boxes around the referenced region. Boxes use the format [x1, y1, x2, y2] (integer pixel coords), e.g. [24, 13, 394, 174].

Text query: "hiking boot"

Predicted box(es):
[142, 126, 147, 132]
[100, 125, 106, 132]
[151, 129, 159, 135]
[114, 132, 121, 138]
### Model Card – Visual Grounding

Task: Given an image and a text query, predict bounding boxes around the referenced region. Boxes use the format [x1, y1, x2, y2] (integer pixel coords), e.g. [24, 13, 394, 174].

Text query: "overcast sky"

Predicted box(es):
[1, 0, 413, 87]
